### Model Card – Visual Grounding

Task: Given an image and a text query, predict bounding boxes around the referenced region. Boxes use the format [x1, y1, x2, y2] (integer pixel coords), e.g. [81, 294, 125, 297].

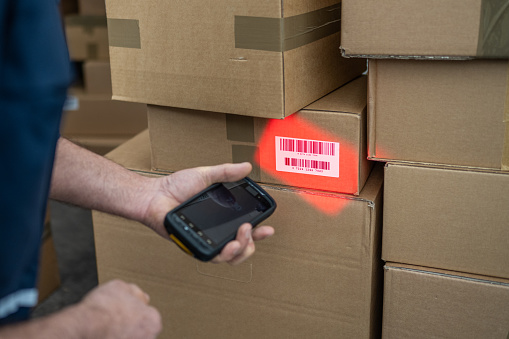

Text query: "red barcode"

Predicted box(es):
[284, 157, 330, 170]
[279, 138, 335, 156]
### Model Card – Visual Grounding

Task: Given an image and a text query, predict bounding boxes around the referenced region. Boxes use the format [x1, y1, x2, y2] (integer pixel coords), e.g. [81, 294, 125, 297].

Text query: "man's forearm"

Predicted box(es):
[49, 137, 154, 222]
[0, 304, 94, 338]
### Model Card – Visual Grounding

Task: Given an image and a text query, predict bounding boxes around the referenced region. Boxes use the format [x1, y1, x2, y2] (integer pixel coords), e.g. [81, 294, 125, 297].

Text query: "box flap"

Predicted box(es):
[303, 76, 367, 114]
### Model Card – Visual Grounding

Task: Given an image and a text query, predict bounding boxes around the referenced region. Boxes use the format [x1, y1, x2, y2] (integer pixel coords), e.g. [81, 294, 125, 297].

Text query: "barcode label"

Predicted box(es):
[279, 138, 335, 156]
[275, 136, 339, 178]
[285, 158, 331, 170]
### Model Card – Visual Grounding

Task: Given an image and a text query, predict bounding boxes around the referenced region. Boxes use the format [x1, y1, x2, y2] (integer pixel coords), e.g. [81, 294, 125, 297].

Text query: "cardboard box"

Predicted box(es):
[65, 15, 109, 60]
[83, 61, 112, 94]
[383, 162, 509, 279]
[93, 131, 384, 338]
[105, 1, 366, 118]
[78, 0, 106, 15]
[341, 0, 509, 59]
[383, 264, 509, 339]
[368, 58, 509, 170]
[38, 218, 61, 303]
[149, 77, 372, 195]
[59, 0, 78, 16]
[67, 135, 131, 155]
[61, 90, 147, 137]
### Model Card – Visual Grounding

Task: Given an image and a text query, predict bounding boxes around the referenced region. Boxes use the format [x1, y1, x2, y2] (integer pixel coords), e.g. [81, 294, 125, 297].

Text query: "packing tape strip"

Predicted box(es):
[107, 18, 141, 49]
[106, 4, 340, 51]
[226, 115, 260, 179]
[226, 115, 255, 142]
[502, 61, 509, 170]
[231, 145, 261, 181]
[477, 0, 509, 57]
[235, 4, 341, 52]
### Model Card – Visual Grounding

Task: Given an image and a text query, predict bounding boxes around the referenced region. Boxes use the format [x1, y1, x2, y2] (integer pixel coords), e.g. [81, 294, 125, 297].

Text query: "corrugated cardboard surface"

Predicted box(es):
[65, 15, 109, 60]
[383, 162, 509, 279]
[78, 0, 106, 15]
[148, 77, 372, 195]
[94, 132, 384, 338]
[341, 0, 509, 58]
[38, 222, 61, 303]
[383, 264, 509, 338]
[105, 0, 366, 118]
[68, 135, 130, 155]
[83, 61, 112, 94]
[368, 58, 509, 170]
[61, 90, 147, 136]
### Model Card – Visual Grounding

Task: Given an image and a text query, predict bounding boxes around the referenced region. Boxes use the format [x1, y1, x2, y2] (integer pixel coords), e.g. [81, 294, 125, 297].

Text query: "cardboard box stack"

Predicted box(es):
[341, 0, 509, 337]
[91, 1, 390, 338]
[38, 206, 61, 303]
[59, 0, 147, 155]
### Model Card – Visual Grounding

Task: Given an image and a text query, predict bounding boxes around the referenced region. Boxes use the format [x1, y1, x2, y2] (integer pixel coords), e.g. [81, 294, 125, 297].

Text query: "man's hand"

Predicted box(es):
[140, 162, 275, 265]
[0, 280, 161, 339]
[77, 280, 162, 339]
[51, 139, 274, 265]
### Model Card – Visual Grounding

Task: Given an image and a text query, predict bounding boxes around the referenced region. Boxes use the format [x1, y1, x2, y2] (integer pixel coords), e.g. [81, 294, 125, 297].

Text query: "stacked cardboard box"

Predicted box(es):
[148, 76, 373, 195]
[78, 0, 106, 16]
[37, 206, 61, 303]
[105, 1, 366, 118]
[91, 1, 389, 337]
[341, 1, 509, 337]
[341, 0, 509, 59]
[60, 0, 147, 155]
[96, 132, 383, 338]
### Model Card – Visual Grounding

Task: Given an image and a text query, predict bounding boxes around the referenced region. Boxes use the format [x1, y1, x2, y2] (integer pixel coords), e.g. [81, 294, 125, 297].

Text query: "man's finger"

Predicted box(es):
[202, 162, 252, 186]
[212, 224, 252, 263]
[252, 226, 275, 241]
[129, 283, 150, 304]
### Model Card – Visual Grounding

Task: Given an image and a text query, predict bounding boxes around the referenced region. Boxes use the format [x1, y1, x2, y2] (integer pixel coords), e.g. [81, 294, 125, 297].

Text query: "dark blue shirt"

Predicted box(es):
[0, 0, 72, 324]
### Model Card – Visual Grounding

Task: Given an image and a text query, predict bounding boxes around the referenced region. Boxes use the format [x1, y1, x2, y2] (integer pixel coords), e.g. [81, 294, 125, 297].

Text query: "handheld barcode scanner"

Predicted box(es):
[164, 177, 276, 262]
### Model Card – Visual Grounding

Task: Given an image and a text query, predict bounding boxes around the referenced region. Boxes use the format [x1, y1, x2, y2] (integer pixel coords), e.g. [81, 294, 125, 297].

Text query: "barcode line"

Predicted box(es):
[279, 138, 335, 156]
[284, 157, 330, 170]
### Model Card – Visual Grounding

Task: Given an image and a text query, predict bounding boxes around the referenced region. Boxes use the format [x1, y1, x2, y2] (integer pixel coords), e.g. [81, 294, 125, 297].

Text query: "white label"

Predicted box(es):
[275, 136, 340, 177]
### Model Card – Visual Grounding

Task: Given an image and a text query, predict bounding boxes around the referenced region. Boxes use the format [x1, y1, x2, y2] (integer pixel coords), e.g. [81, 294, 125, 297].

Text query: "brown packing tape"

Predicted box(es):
[235, 4, 341, 52]
[225, 114, 255, 142]
[231, 145, 260, 181]
[477, 0, 509, 57]
[283, 4, 341, 51]
[107, 18, 141, 49]
[503, 62, 509, 170]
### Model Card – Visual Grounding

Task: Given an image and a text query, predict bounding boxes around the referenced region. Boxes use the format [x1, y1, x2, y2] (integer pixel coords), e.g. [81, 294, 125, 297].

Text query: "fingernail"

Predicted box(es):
[245, 226, 252, 239]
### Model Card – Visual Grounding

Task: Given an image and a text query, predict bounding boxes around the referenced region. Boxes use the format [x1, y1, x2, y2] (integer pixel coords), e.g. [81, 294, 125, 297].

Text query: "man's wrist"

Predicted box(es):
[65, 301, 107, 339]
